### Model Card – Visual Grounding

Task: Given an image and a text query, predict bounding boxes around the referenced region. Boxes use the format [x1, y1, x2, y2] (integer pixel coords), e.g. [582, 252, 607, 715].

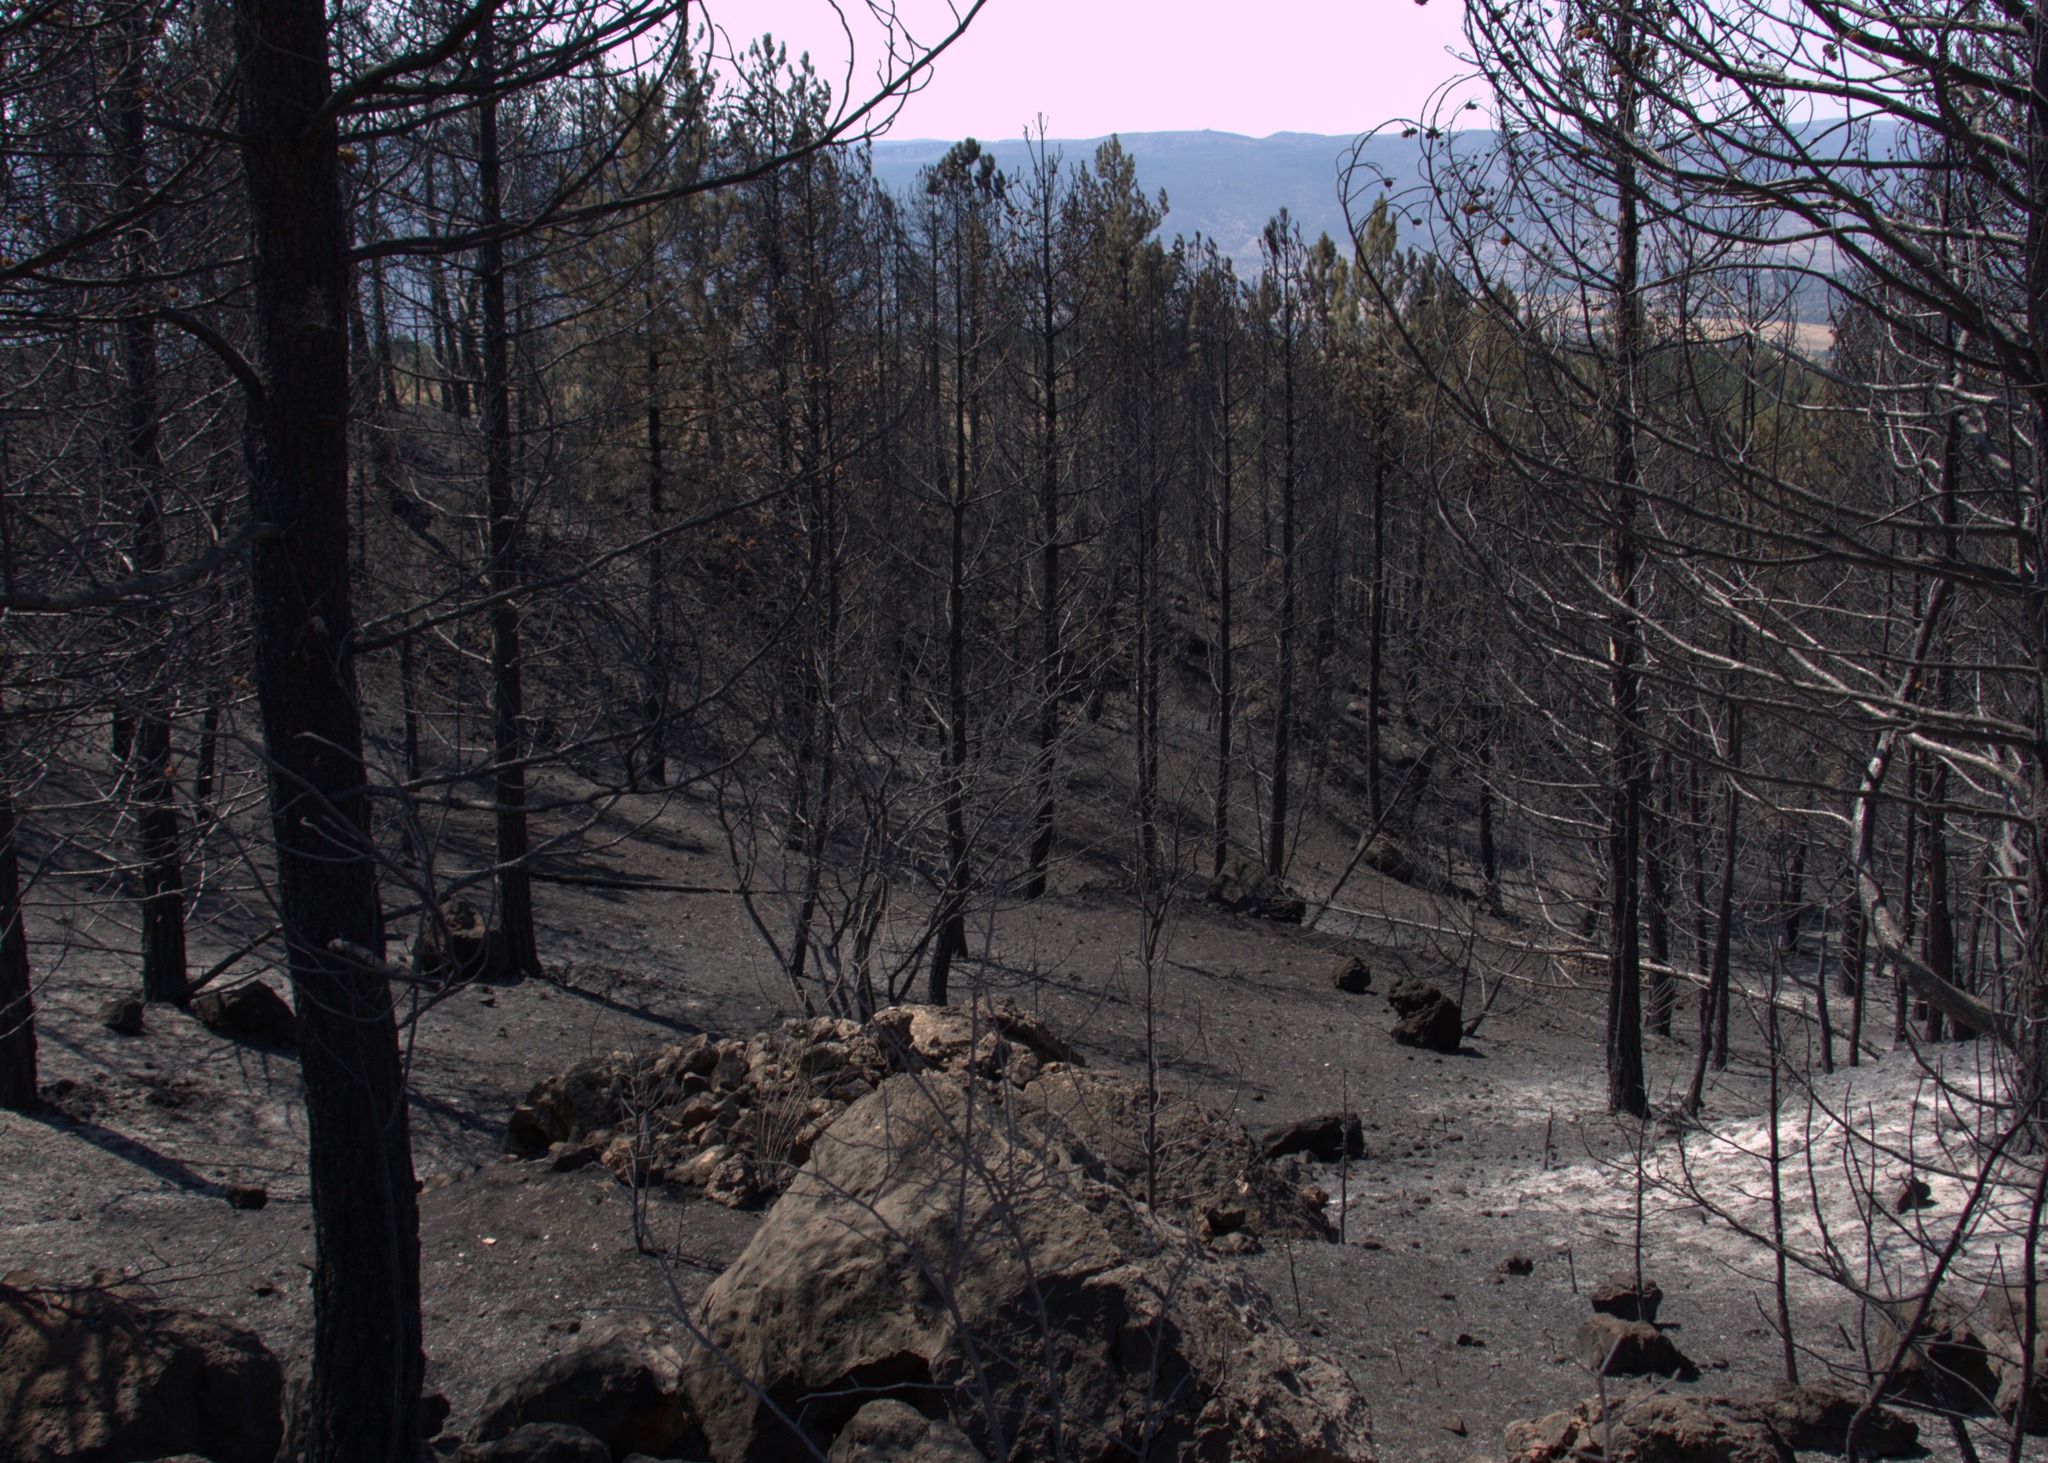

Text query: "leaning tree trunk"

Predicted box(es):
[233, 0, 423, 1454]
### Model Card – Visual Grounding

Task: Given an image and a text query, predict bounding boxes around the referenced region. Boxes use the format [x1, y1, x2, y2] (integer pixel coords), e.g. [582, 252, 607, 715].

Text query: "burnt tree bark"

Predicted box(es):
[477, 36, 539, 978]
[0, 727, 32, 1112]
[112, 21, 187, 1003]
[234, 0, 423, 1453]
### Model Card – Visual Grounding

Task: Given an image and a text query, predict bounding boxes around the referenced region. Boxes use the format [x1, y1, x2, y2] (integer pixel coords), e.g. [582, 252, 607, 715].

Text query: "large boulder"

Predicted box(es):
[469, 1339, 702, 1459]
[1506, 1386, 1918, 1463]
[1385, 978, 1460, 1053]
[454, 1422, 612, 1463]
[1726, 1382, 1918, 1456]
[1507, 1396, 1783, 1463]
[826, 1399, 986, 1462]
[503, 1003, 1078, 1208]
[1973, 1282, 2048, 1429]
[191, 980, 297, 1047]
[1259, 1113, 1364, 1165]
[682, 1074, 1373, 1463]
[1876, 1295, 1996, 1410]
[0, 1273, 284, 1463]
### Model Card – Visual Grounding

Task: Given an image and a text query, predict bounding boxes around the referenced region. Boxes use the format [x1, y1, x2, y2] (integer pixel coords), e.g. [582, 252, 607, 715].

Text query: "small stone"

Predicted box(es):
[1455, 1333, 1484, 1347]
[1893, 1175, 1934, 1212]
[1330, 956, 1373, 994]
[1588, 1271, 1663, 1323]
[224, 1183, 268, 1212]
[192, 981, 297, 1048]
[1498, 1252, 1534, 1276]
[1439, 1412, 1467, 1435]
[547, 1142, 597, 1173]
[99, 996, 144, 1036]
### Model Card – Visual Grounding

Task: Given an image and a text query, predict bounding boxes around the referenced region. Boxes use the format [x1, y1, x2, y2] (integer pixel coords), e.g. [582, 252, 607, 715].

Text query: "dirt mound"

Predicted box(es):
[503, 1000, 1083, 1208]
[682, 1072, 1374, 1463]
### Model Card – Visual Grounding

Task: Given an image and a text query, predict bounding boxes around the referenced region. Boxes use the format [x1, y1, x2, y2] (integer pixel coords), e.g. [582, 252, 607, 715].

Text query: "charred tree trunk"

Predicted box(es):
[0, 731, 33, 1113]
[1266, 264, 1297, 881]
[1212, 338, 1236, 880]
[1604, 60, 1648, 1118]
[1686, 702, 1741, 1114]
[1644, 748, 1673, 1037]
[638, 320, 668, 790]
[234, 0, 423, 1452]
[113, 27, 186, 1004]
[477, 44, 537, 979]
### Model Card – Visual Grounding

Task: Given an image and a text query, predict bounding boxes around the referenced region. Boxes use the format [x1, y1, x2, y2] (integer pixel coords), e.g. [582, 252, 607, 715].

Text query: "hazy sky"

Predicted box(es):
[708, 0, 1472, 140]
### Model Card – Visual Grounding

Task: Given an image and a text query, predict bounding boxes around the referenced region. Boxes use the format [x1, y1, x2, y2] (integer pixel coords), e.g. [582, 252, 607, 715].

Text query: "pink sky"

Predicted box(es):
[702, 0, 1473, 140]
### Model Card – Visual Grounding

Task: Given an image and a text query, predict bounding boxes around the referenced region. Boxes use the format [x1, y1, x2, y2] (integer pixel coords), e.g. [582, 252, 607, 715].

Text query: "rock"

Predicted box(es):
[191, 980, 297, 1047]
[1572, 1314, 1694, 1378]
[1876, 1297, 1995, 1410]
[1031, 1066, 1332, 1241]
[99, 995, 144, 1035]
[224, 1182, 268, 1211]
[506, 1056, 632, 1157]
[869, 998, 1079, 1081]
[413, 899, 515, 987]
[1588, 1272, 1663, 1323]
[1361, 837, 1418, 886]
[1205, 852, 1307, 923]
[0, 1274, 283, 1463]
[454, 1422, 614, 1463]
[1504, 1406, 1581, 1462]
[1259, 1113, 1364, 1164]
[1607, 1396, 1786, 1463]
[1507, 1396, 1787, 1463]
[683, 1073, 1373, 1463]
[1329, 957, 1372, 995]
[1892, 1175, 1933, 1212]
[504, 1007, 1045, 1209]
[470, 1339, 701, 1459]
[1973, 1282, 2048, 1428]
[421, 1390, 452, 1441]
[1385, 978, 1461, 1053]
[827, 1399, 988, 1462]
[1497, 1253, 1534, 1277]
[1726, 1382, 1918, 1455]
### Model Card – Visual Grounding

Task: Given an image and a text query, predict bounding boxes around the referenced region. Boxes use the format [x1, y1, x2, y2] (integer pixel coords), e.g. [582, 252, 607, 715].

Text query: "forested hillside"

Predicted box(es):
[0, 0, 2042, 1459]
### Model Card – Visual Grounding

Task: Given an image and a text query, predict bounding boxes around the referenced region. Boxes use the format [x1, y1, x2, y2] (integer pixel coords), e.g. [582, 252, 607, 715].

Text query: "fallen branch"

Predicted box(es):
[0, 523, 272, 614]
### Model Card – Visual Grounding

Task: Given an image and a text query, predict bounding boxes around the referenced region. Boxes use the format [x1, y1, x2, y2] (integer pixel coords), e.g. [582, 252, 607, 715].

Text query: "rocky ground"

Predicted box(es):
[0, 773, 2017, 1461]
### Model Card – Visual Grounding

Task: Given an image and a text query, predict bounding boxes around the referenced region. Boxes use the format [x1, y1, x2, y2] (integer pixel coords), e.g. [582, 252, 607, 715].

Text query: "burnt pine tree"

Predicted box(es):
[234, 0, 424, 1453]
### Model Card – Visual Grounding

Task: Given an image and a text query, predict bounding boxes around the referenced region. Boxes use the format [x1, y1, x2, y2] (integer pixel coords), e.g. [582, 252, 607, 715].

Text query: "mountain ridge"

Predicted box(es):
[868, 129, 1435, 262]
